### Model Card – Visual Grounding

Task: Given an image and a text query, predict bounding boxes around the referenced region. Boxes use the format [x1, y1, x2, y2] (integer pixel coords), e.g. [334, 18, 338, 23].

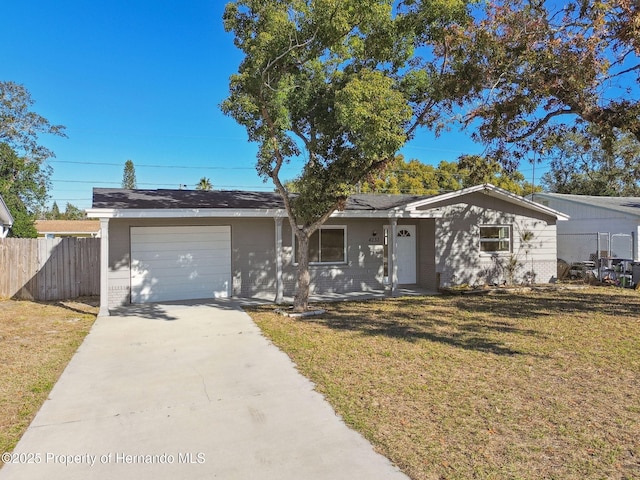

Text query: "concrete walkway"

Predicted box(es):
[0, 301, 408, 480]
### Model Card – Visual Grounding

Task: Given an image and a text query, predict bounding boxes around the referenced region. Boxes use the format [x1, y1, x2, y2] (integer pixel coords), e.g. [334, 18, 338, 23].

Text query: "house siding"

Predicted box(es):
[423, 192, 558, 287]
[533, 195, 640, 262]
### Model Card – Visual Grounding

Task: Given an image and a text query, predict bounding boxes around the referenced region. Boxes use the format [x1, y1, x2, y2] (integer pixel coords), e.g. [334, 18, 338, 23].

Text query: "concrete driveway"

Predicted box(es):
[0, 301, 408, 480]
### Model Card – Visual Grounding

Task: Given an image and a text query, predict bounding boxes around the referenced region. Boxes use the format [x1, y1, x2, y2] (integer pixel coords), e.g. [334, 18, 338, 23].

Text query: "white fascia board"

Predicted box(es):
[0, 194, 14, 226]
[329, 210, 443, 219]
[405, 183, 569, 221]
[86, 207, 444, 220]
[86, 208, 289, 219]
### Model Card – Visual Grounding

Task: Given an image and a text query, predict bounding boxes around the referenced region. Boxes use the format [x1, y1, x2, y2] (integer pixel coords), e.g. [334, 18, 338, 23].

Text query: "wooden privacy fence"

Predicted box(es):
[0, 237, 100, 301]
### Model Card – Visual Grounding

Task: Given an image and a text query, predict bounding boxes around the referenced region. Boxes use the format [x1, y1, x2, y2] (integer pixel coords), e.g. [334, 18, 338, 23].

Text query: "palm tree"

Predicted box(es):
[195, 177, 213, 191]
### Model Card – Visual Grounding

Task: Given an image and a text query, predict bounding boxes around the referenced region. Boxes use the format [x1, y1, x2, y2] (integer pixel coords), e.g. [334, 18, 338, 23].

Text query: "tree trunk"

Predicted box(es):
[293, 231, 311, 312]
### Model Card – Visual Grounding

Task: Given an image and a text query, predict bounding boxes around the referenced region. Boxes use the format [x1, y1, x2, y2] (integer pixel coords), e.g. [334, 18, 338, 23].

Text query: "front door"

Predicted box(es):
[396, 225, 417, 284]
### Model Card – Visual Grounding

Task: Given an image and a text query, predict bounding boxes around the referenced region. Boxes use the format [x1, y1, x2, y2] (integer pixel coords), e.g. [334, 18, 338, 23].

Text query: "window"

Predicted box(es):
[479, 225, 511, 253]
[294, 226, 346, 264]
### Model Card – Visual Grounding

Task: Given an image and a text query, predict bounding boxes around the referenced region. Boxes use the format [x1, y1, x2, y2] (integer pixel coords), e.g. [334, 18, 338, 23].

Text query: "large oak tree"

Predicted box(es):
[445, 0, 640, 168]
[222, 0, 473, 310]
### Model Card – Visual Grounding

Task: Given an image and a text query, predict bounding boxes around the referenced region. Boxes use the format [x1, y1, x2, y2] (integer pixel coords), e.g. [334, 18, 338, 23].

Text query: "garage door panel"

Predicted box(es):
[130, 226, 231, 303]
[131, 235, 230, 247]
[131, 265, 231, 281]
[131, 248, 232, 261]
[131, 254, 229, 266]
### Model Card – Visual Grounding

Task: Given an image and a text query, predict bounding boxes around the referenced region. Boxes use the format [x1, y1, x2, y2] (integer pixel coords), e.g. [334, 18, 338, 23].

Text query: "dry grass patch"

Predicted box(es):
[0, 298, 98, 461]
[247, 288, 640, 480]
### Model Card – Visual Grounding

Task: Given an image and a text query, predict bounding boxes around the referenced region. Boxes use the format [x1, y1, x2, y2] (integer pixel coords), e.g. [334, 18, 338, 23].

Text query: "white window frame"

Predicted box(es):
[293, 225, 347, 265]
[479, 225, 512, 254]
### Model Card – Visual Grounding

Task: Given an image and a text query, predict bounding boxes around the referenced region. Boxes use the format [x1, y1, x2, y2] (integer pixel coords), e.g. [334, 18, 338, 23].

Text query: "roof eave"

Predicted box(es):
[86, 207, 444, 220]
[86, 208, 290, 219]
[0, 195, 14, 226]
[406, 184, 570, 220]
[531, 193, 640, 219]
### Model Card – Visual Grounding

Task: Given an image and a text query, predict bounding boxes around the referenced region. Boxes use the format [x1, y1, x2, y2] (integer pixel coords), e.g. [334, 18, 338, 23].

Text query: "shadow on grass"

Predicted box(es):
[51, 299, 99, 316]
[450, 289, 640, 320]
[304, 289, 640, 356]
[307, 303, 541, 357]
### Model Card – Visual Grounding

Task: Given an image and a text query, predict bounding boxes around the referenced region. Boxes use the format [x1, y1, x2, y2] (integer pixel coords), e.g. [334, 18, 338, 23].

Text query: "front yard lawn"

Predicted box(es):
[247, 288, 640, 480]
[0, 298, 97, 462]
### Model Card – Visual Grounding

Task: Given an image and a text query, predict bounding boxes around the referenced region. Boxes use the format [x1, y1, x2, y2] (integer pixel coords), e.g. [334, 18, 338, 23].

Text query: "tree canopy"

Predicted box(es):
[288, 155, 536, 196]
[196, 177, 213, 191]
[0, 143, 49, 237]
[222, 0, 474, 309]
[42, 201, 86, 220]
[0, 81, 66, 162]
[0, 82, 65, 237]
[121, 159, 137, 189]
[444, 0, 640, 167]
[541, 130, 640, 196]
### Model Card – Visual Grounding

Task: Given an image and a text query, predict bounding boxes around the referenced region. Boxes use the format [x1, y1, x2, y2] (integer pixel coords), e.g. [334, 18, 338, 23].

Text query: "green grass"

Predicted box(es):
[0, 298, 97, 462]
[247, 288, 640, 480]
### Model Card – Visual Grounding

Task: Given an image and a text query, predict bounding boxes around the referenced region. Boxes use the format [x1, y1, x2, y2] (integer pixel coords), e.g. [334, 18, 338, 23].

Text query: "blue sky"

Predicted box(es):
[4, 1, 539, 211]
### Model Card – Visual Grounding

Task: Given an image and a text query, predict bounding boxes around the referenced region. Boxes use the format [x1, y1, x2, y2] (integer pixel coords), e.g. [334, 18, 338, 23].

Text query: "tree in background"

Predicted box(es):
[196, 177, 213, 191]
[455, 155, 538, 196]
[359, 157, 441, 195]
[222, 0, 475, 310]
[0, 82, 66, 161]
[0, 82, 65, 237]
[63, 202, 85, 220]
[49, 201, 61, 219]
[0, 143, 48, 237]
[355, 155, 536, 196]
[43, 201, 85, 220]
[121, 159, 137, 189]
[541, 130, 640, 196]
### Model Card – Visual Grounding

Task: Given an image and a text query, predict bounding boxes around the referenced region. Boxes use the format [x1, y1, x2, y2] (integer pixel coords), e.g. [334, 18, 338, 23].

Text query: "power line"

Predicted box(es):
[48, 160, 255, 170]
[52, 179, 275, 190]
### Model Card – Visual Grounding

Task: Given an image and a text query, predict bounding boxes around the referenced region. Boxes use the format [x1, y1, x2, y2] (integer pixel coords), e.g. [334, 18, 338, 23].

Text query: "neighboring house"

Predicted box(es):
[35, 220, 101, 238]
[530, 193, 640, 263]
[0, 194, 14, 238]
[87, 184, 567, 316]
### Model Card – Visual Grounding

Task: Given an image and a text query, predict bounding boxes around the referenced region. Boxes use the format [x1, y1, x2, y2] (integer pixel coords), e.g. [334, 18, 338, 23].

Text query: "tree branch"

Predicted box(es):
[506, 107, 575, 143]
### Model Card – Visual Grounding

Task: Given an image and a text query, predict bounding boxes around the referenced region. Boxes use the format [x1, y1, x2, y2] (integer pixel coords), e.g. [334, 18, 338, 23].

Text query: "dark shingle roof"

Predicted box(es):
[346, 194, 430, 210]
[92, 188, 434, 211]
[92, 189, 284, 209]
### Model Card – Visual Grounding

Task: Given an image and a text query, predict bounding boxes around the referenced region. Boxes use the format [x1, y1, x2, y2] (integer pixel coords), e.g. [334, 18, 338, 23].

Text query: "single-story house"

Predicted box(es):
[529, 192, 640, 263]
[35, 219, 101, 238]
[0, 194, 13, 238]
[87, 184, 568, 316]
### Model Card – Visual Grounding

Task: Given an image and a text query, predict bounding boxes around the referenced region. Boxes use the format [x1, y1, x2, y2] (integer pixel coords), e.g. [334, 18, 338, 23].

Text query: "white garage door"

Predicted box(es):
[130, 226, 231, 303]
